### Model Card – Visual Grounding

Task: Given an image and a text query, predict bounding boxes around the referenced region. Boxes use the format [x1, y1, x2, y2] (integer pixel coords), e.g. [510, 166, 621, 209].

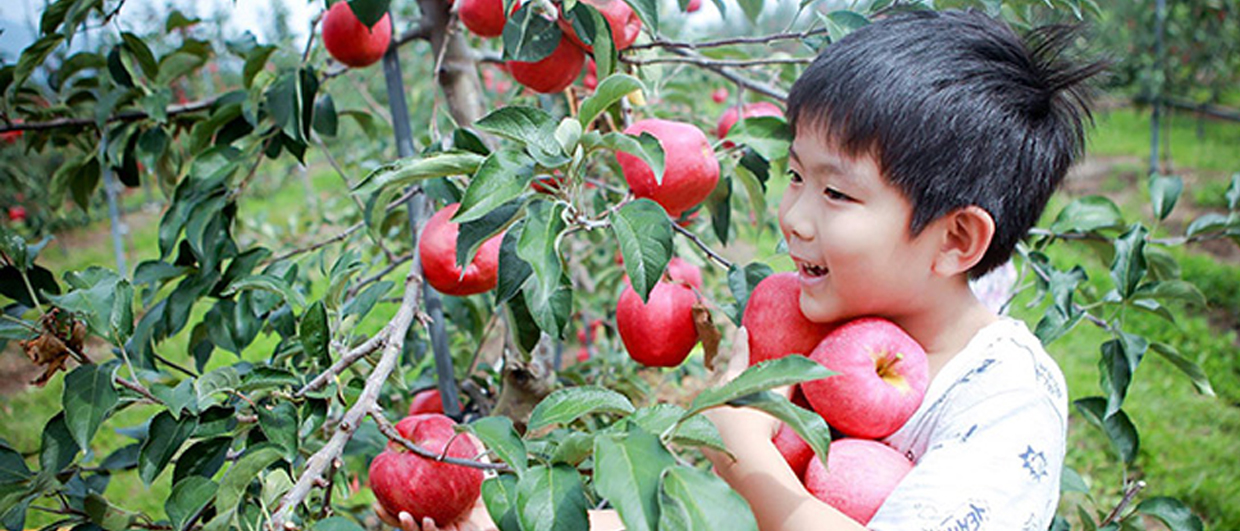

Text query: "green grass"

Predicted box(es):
[1089, 107, 1240, 173]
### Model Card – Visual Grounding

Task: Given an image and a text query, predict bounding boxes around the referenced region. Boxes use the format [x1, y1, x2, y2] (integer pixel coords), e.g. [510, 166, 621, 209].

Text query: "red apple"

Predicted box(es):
[408, 388, 444, 415]
[616, 118, 719, 218]
[507, 33, 586, 94]
[801, 318, 928, 440]
[711, 87, 729, 104]
[322, 1, 392, 68]
[419, 203, 503, 296]
[743, 272, 835, 366]
[685, 0, 702, 12]
[665, 257, 702, 290]
[616, 280, 699, 367]
[803, 439, 912, 525]
[716, 101, 784, 145]
[7, 206, 27, 223]
[582, 59, 599, 91]
[368, 414, 484, 527]
[772, 422, 813, 480]
[1, 120, 22, 145]
[558, 0, 642, 52]
[458, 0, 508, 37]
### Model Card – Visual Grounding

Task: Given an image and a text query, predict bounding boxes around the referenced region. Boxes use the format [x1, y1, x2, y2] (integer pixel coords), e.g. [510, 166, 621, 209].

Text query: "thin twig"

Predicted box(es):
[314, 134, 397, 261]
[268, 223, 364, 264]
[114, 376, 161, 404]
[344, 253, 413, 300]
[622, 56, 811, 67]
[152, 352, 199, 378]
[662, 48, 789, 102]
[1100, 480, 1146, 527]
[296, 332, 389, 397]
[271, 268, 425, 530]
[630, 27, 831, 51]
[673, 222, 733, 270]
[370, 406, 512, 472]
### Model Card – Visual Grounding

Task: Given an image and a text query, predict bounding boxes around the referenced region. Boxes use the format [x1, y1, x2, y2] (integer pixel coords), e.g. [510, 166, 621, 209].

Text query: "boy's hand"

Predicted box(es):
[702, 328, 782, 459]
[373, 498, 497, 531]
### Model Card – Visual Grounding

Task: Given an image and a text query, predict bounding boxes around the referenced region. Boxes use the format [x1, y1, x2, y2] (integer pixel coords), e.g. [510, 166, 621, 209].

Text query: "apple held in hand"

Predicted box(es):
[802, 318, 928, 440]
[773, 422, 813, 480]
[803, 438, 912, 525]
[743, 272, 835, 366]
[616, 280, 699, 367]
[408, 388, 444, 415]
[507, 33, 586, 94]
[369, 414, 484, 527]
[322, 1, 392, 68]
[419, 203, 502, 296]
[616, 119, 720, 218]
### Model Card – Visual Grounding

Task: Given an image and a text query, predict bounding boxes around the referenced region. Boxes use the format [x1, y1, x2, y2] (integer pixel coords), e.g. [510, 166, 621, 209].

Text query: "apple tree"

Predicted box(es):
[0, 0, 1232, 530]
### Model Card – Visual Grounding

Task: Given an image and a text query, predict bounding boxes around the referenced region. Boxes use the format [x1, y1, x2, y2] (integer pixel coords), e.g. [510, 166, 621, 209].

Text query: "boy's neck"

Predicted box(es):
[892, 281, 999, 379]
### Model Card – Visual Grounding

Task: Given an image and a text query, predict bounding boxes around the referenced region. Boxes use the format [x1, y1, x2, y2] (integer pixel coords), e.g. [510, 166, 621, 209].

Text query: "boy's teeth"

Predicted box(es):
[801, 263, 828, 277]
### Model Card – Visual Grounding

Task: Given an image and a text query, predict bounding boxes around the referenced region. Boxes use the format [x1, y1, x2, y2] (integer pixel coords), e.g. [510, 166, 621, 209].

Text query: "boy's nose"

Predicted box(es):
[778, 191, 815, 243]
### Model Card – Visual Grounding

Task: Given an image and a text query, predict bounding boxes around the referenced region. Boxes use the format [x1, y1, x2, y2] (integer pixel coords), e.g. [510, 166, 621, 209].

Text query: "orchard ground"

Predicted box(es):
[2, 105, 1239, 528]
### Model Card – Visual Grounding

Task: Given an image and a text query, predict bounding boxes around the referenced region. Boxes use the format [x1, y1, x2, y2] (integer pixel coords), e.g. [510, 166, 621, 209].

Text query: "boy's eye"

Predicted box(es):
[787, 170, 803, 183]
[823, 187, 851, 201]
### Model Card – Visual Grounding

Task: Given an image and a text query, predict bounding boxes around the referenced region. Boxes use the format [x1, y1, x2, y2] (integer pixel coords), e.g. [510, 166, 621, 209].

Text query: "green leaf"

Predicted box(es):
[312, 94, 338, 137]
[139, 411, 198, 485]
[1135, 497, 1203, 531]
[173, 437, 232, 485]
[1109, 224, 1148, 299]
[1148, 173, 1183, 221]
[734, 0, 762, 23]
[528, 386, 636, 432]
[1074, 397, 1138, 465]
[1099, 332, 1147, 419]
[516, 464, 591, 531]
[593, 131, 665, 185]
[0, 230, 27, 273]
[348, 0, 391, 28]
[1226, 173, 1240, 211]
[152, 379, 197, 419]
[62, 363, 120, 450]
[725, 116, 791, 163]
[1132, 280, 1207, 309]
[120, 32, 158, 79]
[13, 34, 65, 94]
[353, 151, 485, 196]
[242, 44, 277, 88]
[686, 356, 832, 416]
[455, 149, 536, 224]
[457, 199, 524, 271]
[468, 417, 528, 473]
[39, 412, 80, 474]
[266, 70, 304, 142]
[474, 106, 569, 167]
[657, 466, 758, 531]
[216, 444, 284, 511]
[620, 0, 658, 30]
[726, 262, 773, 326]
[222, 274, 305, 309]
[1149, 342, 1214, 396]
[823, 10, 870, 42]
[578, 74, 644, 126]
[496, 224, 533, 305]
[707, 176, 733, 245]
[594, 428, 677, 531]
[517, 202, 572, 337]
[550, 432, 597, 466]
[482, 475, 522, 531]
[257, 402, 299, 460]
[166, 476, 217, 531]
[503, 5, 563, 62]
[0, 440, 31, 483]
[299, 301, 330, 365]
[728, 391, 832, 473]
[1060, 465, 1089, 494]
[612, 199, 673, 303]
[1050, 196, 1124, 234]
[1184, 212, 1230, 237]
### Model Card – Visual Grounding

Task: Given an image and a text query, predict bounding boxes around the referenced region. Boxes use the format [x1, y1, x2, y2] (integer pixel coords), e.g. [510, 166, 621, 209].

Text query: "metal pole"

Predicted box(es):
[100, 133, 128, 275]
[380, 32, 463, 420]
[1149, 0, 1166, 175]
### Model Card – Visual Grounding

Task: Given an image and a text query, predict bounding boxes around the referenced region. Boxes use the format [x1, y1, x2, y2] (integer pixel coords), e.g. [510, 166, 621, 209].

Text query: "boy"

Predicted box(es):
[704, 9, 1104, 531]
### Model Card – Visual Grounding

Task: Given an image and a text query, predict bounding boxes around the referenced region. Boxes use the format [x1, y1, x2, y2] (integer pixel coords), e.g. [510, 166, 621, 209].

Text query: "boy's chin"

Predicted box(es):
[798, 291, 846, 325]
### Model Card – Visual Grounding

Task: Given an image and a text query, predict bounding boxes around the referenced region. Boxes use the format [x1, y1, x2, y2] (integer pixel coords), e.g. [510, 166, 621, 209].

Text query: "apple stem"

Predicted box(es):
[875, 352, 903, 376]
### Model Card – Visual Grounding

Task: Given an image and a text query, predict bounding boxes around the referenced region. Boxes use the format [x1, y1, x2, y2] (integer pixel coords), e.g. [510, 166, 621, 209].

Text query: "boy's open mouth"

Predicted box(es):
[799, 262, 829, 277]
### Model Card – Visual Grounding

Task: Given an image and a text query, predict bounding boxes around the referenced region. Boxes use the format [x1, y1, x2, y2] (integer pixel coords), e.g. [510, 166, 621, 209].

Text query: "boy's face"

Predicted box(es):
[779, 128, 942, 325]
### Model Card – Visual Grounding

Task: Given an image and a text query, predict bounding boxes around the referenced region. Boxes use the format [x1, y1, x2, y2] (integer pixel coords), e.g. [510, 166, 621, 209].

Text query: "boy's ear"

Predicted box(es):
[932, 206, 995, 277]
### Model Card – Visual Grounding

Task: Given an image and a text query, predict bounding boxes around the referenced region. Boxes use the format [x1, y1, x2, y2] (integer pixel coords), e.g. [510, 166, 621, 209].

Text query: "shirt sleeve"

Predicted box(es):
[866, 386, 1066, 531]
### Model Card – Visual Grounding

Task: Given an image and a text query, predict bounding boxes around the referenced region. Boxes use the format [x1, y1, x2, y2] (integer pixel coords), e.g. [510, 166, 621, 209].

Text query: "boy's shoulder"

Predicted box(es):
[933, 318, 1067, 416]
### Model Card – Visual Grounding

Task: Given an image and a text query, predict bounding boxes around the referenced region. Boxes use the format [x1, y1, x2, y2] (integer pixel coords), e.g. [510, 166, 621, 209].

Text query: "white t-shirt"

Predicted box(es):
[867, 318, 1068, 531]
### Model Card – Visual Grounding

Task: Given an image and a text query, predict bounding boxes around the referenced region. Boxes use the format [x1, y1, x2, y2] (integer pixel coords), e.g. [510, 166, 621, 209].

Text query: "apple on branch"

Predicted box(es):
[616, 280, 699, 367]
[616, 119, 720, 218]
[322, 1, 392, 68]
[420, 203, 503, 296]
[369, 414, 484, 527]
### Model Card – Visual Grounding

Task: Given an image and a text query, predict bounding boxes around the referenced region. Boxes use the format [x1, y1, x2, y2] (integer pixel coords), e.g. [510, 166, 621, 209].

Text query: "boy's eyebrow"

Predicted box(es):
[788, 145, 851, 179]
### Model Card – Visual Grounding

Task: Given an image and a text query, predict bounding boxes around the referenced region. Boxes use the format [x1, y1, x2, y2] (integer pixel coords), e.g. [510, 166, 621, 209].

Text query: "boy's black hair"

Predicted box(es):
[786, 9, 1106, 277]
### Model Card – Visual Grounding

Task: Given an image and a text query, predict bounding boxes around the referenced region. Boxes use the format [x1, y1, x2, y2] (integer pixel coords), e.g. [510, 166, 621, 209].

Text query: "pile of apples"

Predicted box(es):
[744, 272, 929, 525]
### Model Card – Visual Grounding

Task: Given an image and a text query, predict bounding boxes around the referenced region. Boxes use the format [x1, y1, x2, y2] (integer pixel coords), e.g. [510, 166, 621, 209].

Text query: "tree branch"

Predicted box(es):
[629, 27, 830, 51]
[295, 332, 389, 398]
[659, 48, 789, 102]
[271, 268, 424, 530]
[673, 222, 733, 270]
[622, 56, 811, 67]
